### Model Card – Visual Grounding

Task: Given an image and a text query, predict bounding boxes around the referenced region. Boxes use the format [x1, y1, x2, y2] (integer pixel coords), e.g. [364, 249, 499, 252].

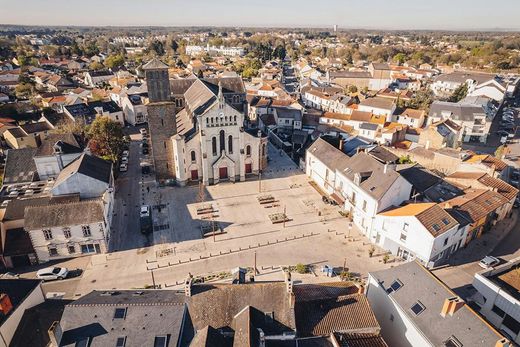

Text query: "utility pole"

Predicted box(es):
[254, 251, 258, 275]
[150, 269, 156, 289]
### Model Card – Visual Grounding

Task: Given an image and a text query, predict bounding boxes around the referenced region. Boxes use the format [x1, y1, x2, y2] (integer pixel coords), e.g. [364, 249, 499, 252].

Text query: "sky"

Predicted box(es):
[0, 0, 519, 31]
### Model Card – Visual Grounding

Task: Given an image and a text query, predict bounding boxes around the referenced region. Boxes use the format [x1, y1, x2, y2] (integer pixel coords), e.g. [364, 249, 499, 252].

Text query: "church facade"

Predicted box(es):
[144, 58, 267, 186]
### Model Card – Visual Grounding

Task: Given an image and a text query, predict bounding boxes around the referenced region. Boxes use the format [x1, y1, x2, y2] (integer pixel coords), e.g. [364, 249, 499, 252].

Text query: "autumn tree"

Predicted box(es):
[104, 54, 125, 69]
[86, 116, 125, 163]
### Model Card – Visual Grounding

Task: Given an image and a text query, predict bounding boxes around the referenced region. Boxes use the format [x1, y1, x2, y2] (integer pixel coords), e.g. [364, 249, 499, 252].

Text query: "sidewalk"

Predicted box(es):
[448, 210, 518, 266]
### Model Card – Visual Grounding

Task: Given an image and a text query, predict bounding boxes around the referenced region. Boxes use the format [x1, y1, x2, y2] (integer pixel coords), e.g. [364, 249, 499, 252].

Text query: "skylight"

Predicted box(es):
[116, 337, 126, 347]
[411, 301, 425, 315]
[442, 218, 450, 225]
[114, 308, 127, 319]
[386, 279, 403, 294]
[432, 224, 441, 232]
[154, 336, 168, 347]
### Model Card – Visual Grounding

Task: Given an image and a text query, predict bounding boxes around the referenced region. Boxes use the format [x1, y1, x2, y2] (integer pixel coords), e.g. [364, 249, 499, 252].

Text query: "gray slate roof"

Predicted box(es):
[429, 101, 486, 122]
[3, 148, 38, 185]
[59, 290, 186, 347]
[370, 261, 504, 346]
[24, 198, 105, 230]
[307, 138, 350, 172]
[142, 58, 169, 70]
[35, 133, 82, 157]
[54, 153, 112, 188]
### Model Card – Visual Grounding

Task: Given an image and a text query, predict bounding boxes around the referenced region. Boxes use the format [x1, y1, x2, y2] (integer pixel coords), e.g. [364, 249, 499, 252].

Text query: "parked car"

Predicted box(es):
[122, 150, 129, 156]
[36, 267, 68, 281]
[140, 128, 147, 135]
[0, 272, 19, 279]
[479, 256, 500, 269]
[119, 163, 128, 172]
[140, 142, 149, 148]
[497, 130, 510, 137]
[121, 157, 129, 164]
[142, 148, 149, 155]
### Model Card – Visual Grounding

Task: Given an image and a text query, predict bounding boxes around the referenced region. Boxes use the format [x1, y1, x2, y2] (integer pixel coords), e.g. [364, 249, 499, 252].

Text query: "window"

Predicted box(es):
[403, 222, 409, 231]
[219, 130, 225, 153]
[410, 301, 425, 315]
[228, 135, 233, 154]
[43, 229, 53, 240]
[190, 151, 196, 163]
[212, 137, 217, 155]
[48, 245, 58, 257]
[68, 244, 76, 254]
[265, 311, 274, 324]
[382, 221, 387, 231]
[362, 200, 367, 212]
[154, 336, 168, 347]
[400, 233, 407, 242]
[386, 279, 403, 294]
[82, 225, 91, 237]
[63, 227, 71, 239]
[389, 314, 394, 322]
[75, 337, 91, 347]
[443, 238, 449, 246]
[492, 304, 506, 318]
[246, 145, 251, 156]
[116, 337, 126, 347]
[114, 308, 127, 319]
[262, 144, 266, 156]
[503, 314, 520, 335]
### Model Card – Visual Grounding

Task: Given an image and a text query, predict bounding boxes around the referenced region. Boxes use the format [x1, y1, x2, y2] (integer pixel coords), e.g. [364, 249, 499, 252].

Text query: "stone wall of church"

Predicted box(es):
[147, 102, 177, 180]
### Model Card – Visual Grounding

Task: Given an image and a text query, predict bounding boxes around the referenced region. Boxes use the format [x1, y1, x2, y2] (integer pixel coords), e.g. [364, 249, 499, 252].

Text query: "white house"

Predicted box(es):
[367, 261, 509, 347]
[306, 138, 412, 239]
[393, 108, 425, 128]
[469, 78, 507, 103]
[472, 257, 520, 345]
[358, 97, 396, 122]
[24, 199, 109, 263]
[373, 202, 466, 267]
[430, 72, 495, 98]
[121, 93, 148, 125]
[33, 134, 83, 180]
[84, 70, 114, 87]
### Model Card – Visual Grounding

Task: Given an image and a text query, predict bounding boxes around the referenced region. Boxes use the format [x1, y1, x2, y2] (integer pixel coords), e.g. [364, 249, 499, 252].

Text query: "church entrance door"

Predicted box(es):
[219, 167, 228, 179]
[191, 170, 199, 180]
[245, 163, 252, 174]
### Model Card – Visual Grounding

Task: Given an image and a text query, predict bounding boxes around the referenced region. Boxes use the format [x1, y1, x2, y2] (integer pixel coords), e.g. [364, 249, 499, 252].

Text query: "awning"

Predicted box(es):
[331, 192, 345, 205]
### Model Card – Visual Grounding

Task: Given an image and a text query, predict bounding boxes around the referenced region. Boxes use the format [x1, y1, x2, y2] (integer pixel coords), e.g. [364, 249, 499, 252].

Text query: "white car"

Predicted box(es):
[139, 128, 147, 135]
[119, 163, 128, 172]
[36, 267, 68, 281]
[122, 150, 129, 157]
[140, 205, 151, 218]
[479, 256, 500, 269]
[121, 156, 129, 164]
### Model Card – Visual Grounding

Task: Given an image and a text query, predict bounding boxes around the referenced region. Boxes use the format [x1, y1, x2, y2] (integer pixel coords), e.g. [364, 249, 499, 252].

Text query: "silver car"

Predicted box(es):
[479, 256, 500, 269]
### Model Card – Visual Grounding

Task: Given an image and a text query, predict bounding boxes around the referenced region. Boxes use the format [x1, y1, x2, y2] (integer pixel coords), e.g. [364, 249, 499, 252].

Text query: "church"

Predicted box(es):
[143, 58, 267, 186]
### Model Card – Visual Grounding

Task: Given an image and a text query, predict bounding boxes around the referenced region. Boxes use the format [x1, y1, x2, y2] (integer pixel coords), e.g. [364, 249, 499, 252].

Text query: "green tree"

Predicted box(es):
[104, 54, 125, 69]
[393, 53, 407, 64]
[448, 83, 468, 102]
[148, 40, 165, 56]
[15, 83, 34, 99]
[295, 263, 307, 274]
[347, 85, 358, 94]
[87, 116, 125, 163]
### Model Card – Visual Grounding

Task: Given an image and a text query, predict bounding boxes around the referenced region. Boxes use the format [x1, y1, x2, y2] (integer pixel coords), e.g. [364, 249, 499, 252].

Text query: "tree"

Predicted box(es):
[295, 263, 307, 274]
[448, 82, 468, 102]
[104, 54, 125, 69]
[15, 83, 34, 99]
[89, 61, 104, 70]
[170, 40, 179, 53]
[347, 85, 358, 94]
[87, 116, 125, 163]
[273, 45, 286, 60]
[148, 40, 165, 56]
[393, 53, 407, 64]
[398, 155, 413, 164]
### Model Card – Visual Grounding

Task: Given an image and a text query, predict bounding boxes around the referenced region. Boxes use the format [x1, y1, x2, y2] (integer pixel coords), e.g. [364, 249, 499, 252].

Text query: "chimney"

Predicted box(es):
[0, 294, 13, 316]
[384, 164, 389, 174]
[338, 138, 344, 151]
[496, 338, 512, 347]
[184, 274, 193, 297]
[48, 321, 63, 347]
[425, 140, 430, 150]
[441, 297, 465, 317]
[284, 271, 293, 294]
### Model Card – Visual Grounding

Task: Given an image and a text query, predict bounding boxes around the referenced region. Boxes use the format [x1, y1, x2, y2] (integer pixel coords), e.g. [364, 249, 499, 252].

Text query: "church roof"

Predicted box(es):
[142, 58, 169, 70]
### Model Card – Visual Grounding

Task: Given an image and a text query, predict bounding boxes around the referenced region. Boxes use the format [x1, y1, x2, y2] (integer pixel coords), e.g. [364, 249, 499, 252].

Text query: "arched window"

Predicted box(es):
[211, 117, 214, 124]
[212, 137, 217, 156]
[233, 95, 240, 104]
[234, 115, 237, 123]
[262, 143, 266, 156]
[219, 130, 225, 153]
[228, 135, 233, 154]
[190, 151, 196, 162]
[206, 118, 209, 125]
[246, 145, 251, 156]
